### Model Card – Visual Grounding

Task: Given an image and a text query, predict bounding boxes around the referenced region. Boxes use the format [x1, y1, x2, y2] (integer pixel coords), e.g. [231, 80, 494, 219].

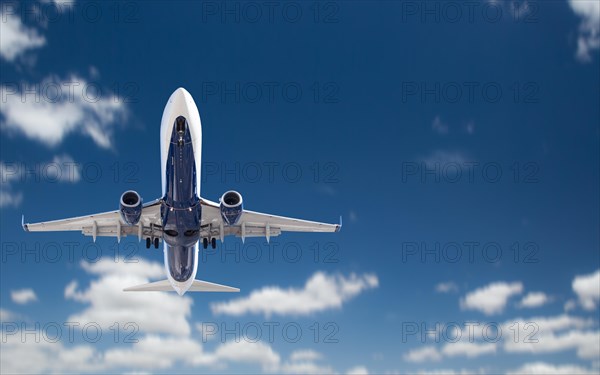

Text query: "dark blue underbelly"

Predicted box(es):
[166, 244, 195, 282]
[161, 116, 200, 282]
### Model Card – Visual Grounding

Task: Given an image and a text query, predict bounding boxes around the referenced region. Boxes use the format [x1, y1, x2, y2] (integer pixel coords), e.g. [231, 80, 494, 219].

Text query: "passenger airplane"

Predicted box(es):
[22, 88, 341, 295]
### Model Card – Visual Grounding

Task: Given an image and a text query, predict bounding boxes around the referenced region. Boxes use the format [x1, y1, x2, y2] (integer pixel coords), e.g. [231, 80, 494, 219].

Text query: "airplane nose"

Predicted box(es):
[167, 88, 199, 123]
[170, 87, 191, 105]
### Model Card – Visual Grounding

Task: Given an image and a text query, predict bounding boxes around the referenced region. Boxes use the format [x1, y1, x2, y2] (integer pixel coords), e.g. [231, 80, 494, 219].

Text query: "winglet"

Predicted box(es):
[335, 216, 342, 232]
[22, 215, 29, 232]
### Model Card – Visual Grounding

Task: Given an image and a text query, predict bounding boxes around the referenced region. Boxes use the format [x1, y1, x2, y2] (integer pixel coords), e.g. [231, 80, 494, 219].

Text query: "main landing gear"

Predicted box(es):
[145, 237, 159, 249]
[202, 237, 217, 249]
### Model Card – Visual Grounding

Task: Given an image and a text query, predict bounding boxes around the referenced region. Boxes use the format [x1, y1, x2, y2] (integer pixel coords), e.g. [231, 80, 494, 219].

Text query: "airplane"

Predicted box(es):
[22, 88, 341, 295]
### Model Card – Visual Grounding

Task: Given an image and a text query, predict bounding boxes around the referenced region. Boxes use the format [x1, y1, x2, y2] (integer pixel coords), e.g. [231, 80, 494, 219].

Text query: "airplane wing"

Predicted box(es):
[22, 197, 341, 243]
[22, 199, 163, 243]
[199, 198, 341, 242]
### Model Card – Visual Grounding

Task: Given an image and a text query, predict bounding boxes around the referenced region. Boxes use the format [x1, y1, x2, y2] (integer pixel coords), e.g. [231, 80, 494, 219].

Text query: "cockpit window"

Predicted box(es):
[176, 116, 186, 133]
[164, 229, 179, 237]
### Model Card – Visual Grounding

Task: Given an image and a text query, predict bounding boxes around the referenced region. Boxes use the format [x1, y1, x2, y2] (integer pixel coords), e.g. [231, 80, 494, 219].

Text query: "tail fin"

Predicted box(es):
[123, 279, 239, 292]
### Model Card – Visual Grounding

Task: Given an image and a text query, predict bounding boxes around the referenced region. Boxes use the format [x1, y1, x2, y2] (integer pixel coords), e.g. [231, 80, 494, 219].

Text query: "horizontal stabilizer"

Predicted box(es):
[123, 279, 239, 292]
[189, 280, 239, 292]
[123, 279, 172, 292]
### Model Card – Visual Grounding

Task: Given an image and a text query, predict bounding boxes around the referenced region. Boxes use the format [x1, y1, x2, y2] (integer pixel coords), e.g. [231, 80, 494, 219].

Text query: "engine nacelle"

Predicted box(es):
[220, 190, 243, 225]
[120, 190, 143, 225]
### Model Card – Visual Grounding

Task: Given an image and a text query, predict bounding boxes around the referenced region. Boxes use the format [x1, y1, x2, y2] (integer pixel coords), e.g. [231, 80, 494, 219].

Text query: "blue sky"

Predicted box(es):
[1, 0, 599, 374]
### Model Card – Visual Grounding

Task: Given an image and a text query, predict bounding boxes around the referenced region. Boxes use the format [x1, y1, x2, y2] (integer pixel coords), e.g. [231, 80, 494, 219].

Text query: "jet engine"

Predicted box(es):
[120, 190, 143, 225]
[220, 190, 243, 225]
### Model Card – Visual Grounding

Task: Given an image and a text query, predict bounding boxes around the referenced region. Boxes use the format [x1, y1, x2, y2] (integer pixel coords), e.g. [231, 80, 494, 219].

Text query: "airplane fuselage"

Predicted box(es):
[159, 88, 203, 294]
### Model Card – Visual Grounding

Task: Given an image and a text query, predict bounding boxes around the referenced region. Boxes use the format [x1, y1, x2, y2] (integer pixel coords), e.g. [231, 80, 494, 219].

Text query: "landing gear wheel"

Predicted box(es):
[146, 237, 151, 249]
[154, 237, 159, 249]
[203, 237, 208, 249]
[211, 237, 216, 249]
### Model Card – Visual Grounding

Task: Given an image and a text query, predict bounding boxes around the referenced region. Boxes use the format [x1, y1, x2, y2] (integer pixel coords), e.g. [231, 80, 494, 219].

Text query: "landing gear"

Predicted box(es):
[145, 236, 159, 249]
[211, 237, 216, 249]
[203, 237, 208, 249]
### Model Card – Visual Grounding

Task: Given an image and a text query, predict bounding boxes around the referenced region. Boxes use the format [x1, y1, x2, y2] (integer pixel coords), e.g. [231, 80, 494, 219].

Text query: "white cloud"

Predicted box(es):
[404, 314, 598, 370]
[0, 308, 16, 321]
[403, 346, 442, 363]
[0, 75, 128, 149]
[503, 314, 594, 333]
[0, 160, 23, 207]
[277, 361, 335, 375]
[192, 340, 280, 371]
[346, 365, 369, 374]
[460, 281, 523, 315]
[0, 332, 106, 374]
[435, 282, 459, 293]
[564, 299, 577, 312]
[419, 150, 468, 170]
[0, 156, 80, 207]
[432, 116, 448, 135]
[1, 331, 344, 374]
[441, 341, 497, 358]
[0, 161, 20, 184]
[289, 349, 323, 362]
[2, 265, 366, 375]
[192, 342, 337, 374]
[572, 269, 600, 310]
[518, 292, 551, 308]
[412, 369, 482, 375]
[40, 0, 76, 9]
[507, 361, 598, 375]
[47, 154, 81, 182]
[211, 271, 378, 317]
[274, 349, 335, 374]
[0, 188, 23, 207]
[1, 332, 207, 373]
[10, 288, 38, 304]
[503, 328, 600, 360]
[104, 335, 205, 370]
[405, 341, 496, 364]
[3, 262, 373, 374]
[2, 155, 80, 183]
[65, 258, 194, 336]
[43, 261, 362, 374]
[0, 12, 46, 62]
[502, 314, 598, 360]
[567, 0, 600, 62]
